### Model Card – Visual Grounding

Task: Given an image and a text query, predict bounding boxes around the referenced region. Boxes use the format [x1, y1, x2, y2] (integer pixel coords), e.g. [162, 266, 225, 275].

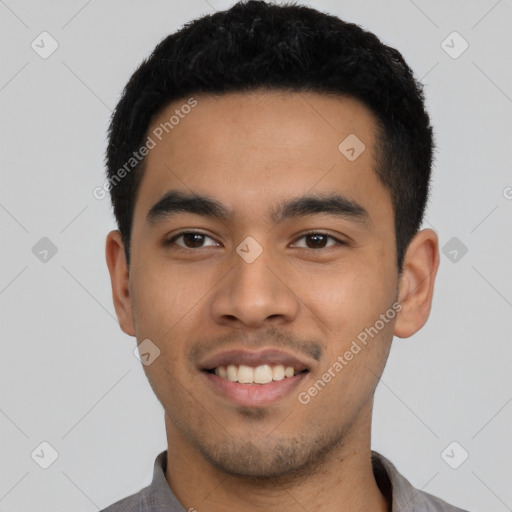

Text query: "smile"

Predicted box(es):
[207, 364, 306, 384]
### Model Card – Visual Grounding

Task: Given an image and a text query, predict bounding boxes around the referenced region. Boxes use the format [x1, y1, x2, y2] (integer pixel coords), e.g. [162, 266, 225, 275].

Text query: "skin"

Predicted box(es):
[106, 90, 439, 512]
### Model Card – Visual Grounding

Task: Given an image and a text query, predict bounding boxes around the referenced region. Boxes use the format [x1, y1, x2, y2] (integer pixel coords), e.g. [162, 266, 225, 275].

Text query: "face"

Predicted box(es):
[106, 90, 438, 480]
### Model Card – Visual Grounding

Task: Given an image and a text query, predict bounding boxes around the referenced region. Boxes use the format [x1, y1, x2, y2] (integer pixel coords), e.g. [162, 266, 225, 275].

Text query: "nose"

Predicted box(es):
[210, 244, 300, 328]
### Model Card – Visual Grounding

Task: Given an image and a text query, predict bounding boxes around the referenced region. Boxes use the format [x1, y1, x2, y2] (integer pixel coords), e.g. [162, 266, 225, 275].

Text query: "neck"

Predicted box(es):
[164, 408, 389, 512]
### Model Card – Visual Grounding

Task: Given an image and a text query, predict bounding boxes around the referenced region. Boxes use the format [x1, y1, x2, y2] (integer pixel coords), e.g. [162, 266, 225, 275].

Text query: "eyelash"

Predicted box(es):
[164, 230, 346, 251]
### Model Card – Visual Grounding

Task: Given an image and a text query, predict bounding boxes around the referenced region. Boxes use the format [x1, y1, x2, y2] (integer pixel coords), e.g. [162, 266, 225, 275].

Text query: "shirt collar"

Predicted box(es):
[372, 450, 418, 511]
[138, 451, 185, 512]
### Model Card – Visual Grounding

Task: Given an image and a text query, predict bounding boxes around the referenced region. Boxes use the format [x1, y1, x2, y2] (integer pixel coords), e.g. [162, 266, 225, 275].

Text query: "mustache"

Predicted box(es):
[188, 326, 324, 366]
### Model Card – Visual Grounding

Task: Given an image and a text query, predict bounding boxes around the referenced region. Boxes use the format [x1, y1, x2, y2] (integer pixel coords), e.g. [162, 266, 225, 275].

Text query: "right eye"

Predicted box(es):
[164, 231, 220, 250]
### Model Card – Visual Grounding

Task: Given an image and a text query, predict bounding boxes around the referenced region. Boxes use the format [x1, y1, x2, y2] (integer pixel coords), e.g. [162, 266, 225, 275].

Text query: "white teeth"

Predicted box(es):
[254, 364, 273, 384]
[238, 365, 254, 383]
[214, 364, 299, 384]
[226, 364, 238, 382]
[272, 364, 285, 381]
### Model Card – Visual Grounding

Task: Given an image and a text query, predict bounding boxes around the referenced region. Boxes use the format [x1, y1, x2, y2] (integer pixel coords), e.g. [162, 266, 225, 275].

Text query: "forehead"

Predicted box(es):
[132, 90, 392, 229]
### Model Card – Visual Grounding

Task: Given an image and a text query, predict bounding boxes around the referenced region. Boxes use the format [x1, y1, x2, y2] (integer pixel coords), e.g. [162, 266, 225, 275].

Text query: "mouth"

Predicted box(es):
[199, 349, 313, 406]
[203, 364, 309, 384]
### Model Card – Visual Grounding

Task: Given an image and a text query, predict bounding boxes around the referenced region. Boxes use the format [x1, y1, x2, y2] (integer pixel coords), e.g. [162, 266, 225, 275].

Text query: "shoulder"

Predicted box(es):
[99, 486, 146, 512]
[412, 487, 470, 512]
[372, 451, 470, 512]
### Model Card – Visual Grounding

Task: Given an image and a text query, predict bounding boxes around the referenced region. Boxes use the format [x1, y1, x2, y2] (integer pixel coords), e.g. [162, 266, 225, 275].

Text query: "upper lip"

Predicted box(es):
[199, 348, 313, 373]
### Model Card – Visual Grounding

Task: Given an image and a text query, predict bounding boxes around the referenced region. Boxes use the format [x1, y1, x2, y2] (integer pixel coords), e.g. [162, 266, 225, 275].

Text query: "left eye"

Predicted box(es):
[165, 231, 343, 250]
[292, 232, 344, 250]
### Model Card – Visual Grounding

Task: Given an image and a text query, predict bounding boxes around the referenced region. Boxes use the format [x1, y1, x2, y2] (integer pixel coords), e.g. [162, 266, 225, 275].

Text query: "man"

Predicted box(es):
[103, 1, 469, 510]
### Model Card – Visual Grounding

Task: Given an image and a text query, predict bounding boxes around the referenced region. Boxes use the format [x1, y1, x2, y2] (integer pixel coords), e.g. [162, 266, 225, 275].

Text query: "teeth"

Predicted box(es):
[214, 364, 298, 384]
[226, 364, 238, 382]
[254, 364, 273, 384]
[238, 365, 254, 383]
[272, 365, 285, 381]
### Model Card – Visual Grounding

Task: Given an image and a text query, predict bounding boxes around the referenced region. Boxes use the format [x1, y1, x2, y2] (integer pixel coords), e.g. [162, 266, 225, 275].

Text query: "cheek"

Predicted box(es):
[131, 256, 211, 335]
[301, 258, 396, 339]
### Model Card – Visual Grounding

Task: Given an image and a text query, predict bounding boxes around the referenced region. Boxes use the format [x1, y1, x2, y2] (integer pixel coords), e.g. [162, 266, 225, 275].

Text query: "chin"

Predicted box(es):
[195, 434, 339, 482]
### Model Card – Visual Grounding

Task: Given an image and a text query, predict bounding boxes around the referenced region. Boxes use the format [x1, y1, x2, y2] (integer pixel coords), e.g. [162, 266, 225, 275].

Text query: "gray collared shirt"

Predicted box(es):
[100, 450, 469, 512]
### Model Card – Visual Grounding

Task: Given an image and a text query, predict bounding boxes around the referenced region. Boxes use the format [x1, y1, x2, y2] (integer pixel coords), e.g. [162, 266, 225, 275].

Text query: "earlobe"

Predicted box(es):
[105, 230, 136, 337]
[394, 228, 440, 339]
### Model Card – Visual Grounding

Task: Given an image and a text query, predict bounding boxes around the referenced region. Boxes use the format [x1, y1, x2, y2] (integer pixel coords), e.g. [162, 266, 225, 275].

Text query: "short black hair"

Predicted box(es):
[105, 0, 434, 271]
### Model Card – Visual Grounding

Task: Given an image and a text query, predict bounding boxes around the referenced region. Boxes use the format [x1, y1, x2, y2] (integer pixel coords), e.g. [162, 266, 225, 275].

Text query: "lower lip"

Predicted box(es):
[202, 371, 308, 407]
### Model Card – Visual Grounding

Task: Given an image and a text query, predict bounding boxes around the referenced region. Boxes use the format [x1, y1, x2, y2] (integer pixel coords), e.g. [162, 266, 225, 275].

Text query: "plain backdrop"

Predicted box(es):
[1, 1, 511, 511]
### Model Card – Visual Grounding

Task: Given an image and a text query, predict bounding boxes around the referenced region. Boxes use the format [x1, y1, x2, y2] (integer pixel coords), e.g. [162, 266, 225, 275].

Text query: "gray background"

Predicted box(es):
[1, 0, 511, 510]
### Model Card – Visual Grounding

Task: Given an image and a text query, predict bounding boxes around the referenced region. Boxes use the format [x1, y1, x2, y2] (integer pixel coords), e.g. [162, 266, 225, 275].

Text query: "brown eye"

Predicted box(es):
[305, 233, 329, 249]
[293, 232, 344, 250]
[165, 232, 218, 249]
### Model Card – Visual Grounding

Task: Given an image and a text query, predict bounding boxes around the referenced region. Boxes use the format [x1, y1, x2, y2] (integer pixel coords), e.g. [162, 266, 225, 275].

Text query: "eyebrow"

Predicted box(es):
[146, 189, 370, 226]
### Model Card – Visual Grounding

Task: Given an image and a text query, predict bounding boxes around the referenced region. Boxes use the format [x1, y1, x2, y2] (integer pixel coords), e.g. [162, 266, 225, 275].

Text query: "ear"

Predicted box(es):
[105, 230, 136, 337]
[394, 228, 440, 338]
